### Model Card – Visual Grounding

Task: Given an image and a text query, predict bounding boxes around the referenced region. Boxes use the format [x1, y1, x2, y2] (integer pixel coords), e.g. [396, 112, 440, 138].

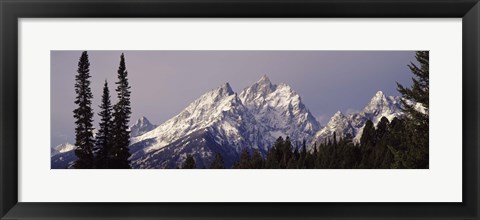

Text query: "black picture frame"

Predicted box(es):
[1, 0, 479, 219]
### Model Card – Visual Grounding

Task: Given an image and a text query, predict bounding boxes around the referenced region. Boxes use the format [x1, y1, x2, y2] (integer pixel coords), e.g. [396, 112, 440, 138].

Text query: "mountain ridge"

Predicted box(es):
[311, 90, 403, 146]
[52, 76, 406, 168]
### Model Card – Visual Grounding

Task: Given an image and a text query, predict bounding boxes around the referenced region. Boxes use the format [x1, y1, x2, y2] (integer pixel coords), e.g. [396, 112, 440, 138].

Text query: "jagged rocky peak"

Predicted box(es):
[128, 80, 258, 155]
[240, 75, 320, 142]
[363, 91, 399, 113]
[130, 116, 156, 137]
[329, 111, 346, 123]
[136, 116, 150, 125]
[365, 90, 386, 106]
[239, 75, 276, 103]
[276, 83, 298, 97]
[217, 82, 235, 97]
[128, 80, 270, 168]
[312, 91, 404, 147]
[333, 110, 343, 117]
[240, 75, 300, 105]
[369, 90, 400, 105]
[198, 82, 235, 104]
[375, 90, 384, 97]
[259, 74, 271, 84]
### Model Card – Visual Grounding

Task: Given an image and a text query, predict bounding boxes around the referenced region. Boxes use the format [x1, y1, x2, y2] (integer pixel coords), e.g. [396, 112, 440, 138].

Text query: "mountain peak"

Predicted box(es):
[333, 111, 344, 117]
[217, 82, 234, 96]
[367, 91, 387, 106]
[137, 116, 149, 123]
[239, 75, 275, 103]
[328, 111, 348, 126]
[238, 76, 320, 145]
[258, 75, 272, 85]
[375, 90, 384, 97]
[131, 116, 156, 137]
[360, 90, 403, 127]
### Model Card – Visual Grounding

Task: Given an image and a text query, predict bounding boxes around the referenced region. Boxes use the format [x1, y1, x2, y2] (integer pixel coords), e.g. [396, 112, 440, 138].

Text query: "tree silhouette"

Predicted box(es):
[72, 51, 95, 169]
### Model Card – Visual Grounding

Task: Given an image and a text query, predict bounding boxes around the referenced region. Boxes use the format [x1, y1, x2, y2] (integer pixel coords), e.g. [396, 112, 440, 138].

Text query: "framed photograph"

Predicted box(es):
[1, 0, 479, 219]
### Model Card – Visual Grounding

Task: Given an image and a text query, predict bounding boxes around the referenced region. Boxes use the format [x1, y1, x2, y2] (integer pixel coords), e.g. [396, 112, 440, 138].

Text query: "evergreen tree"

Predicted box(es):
[313, 143, 319, 168]
[375, 117, 390, 143]
[182, 155, 196, 169]
[395, 51, 429, 168]
[238, 148, 252, 169]
[94, 80, 114, 168]
[297, 153, 306, 169]
[300, 139, 307, 159]
[251, 149, 264, 169]
[286, 157, 297, 169]
[360, 120, 376, 147]
[317, 142, 329, 168]
[111, 53, 132, 169]
[209, 153, 224, 169]
[305, 152, 315, 169]
[72, 51, 95, 169]
[359, 120, 376, 168]
[294, 139, 306, 168]
[265, 148, 278, 169]
[333, 132, 338, 146]
[293, 146, 300, 160]
[281, 137, 293, 168]
[373, 117, 390, 168]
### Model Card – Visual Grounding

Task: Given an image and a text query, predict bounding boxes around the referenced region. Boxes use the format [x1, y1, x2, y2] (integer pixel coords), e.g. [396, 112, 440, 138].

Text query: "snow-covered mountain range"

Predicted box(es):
[311, 91, 403, 146]
[128, 76, 320, 168]
[129, 82, 269, 168]
[51, 76, 406, 169]
[239, 75, 320, 147]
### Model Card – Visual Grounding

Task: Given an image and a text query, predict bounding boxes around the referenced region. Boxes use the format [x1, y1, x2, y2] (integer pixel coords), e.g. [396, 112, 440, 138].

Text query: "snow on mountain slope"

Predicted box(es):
[129, 82, 269, 168]
[130, 116, 156, 137]
[131, 129, 241, 169]
[239, 75, 321, 145]
[131, 83, 237, 150]
[353, 91, 403, 126]
[51, 150, 77, 169]
[312, 91, 403, 146]
[52, 76, 415, 168]
[51, 142, 76, 156]
[130, 76, 322, 168]
[51, 142, 77, 168]
[350, 91, 404, 142]
[312, 111, 355, 146]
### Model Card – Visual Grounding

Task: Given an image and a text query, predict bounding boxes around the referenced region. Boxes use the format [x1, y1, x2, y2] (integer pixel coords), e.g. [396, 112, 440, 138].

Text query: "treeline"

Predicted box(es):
[72, 51, 132, 169]
[183, 115, 417, 169]
[183, 51, 429, 169]
[228, 116, 410, 169]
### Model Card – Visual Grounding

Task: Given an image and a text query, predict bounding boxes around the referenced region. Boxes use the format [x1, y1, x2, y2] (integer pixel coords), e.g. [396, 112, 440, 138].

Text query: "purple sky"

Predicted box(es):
[51, 50, 416, 148]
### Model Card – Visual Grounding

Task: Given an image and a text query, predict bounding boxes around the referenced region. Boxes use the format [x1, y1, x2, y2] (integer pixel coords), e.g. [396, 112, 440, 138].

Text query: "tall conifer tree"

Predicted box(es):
[251, 149, 264, 169]
[72, 51, 95, 169]
[360, 120, 376, 147]
[111, 53, 132, 168]
[95, 80, 114, 168]
[395, 51, 429, 168]
[238, 148, 252, 169]
[209, 153, 225, 169]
